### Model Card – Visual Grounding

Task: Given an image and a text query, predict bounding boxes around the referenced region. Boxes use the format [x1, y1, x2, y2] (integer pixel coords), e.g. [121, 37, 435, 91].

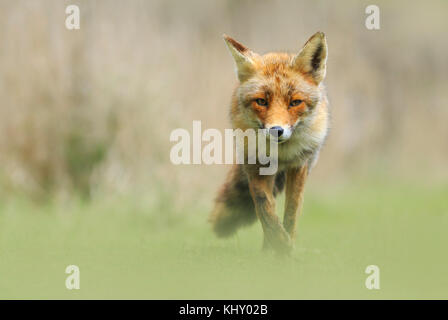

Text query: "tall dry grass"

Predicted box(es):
[0, 0, 447, 205]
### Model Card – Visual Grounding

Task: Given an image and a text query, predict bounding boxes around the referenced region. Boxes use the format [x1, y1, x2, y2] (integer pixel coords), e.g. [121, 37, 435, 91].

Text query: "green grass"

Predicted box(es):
[0, 178, 447, 299]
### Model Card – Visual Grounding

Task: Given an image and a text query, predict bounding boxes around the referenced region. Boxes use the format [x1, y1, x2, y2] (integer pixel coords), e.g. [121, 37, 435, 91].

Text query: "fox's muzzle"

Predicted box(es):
[267, 125, 292, 143]
[269, 126, 284, 137]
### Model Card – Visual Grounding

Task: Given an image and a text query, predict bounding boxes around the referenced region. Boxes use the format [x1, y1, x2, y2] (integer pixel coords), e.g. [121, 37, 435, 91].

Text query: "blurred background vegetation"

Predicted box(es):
[0, 0, 447, 299]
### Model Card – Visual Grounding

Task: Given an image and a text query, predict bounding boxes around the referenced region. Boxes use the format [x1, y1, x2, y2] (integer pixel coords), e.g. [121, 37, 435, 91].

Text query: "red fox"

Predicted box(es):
[209, 32, 329, 254]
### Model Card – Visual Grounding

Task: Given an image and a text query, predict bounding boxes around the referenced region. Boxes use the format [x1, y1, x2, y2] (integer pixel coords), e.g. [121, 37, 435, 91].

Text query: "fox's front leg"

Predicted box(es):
[246, 168, 292, 254]
[283, 164, 308, 239]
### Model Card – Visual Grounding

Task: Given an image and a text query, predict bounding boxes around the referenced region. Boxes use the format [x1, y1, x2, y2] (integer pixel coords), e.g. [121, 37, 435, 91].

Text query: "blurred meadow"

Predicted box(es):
[0, 0, 447, 299]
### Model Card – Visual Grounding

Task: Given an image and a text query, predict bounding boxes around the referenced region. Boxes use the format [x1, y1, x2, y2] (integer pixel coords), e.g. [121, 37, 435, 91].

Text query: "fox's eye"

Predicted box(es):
[255, 98, 268, 107]
[290, 99, 303, 107]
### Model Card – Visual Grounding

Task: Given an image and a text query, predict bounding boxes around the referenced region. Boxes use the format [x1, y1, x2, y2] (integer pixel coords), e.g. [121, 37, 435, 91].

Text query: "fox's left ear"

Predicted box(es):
[292, 32, 328, 84]
[223, 34, 257, 82]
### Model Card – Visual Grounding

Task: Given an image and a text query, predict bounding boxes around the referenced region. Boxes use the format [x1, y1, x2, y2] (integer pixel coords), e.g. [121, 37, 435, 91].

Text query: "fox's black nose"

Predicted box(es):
[269, 126, 284, 137]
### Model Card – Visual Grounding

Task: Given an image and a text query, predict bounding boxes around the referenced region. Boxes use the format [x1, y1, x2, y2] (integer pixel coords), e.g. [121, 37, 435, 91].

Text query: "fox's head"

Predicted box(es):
[224, 32, 328, 143]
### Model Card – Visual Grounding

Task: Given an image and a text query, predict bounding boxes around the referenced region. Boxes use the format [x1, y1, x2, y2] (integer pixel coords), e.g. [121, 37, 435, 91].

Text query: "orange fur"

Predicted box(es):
[210, 32, 329, 254]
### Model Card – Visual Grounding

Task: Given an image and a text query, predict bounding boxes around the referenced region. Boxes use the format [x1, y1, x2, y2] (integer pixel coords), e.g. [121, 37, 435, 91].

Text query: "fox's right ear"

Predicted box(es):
[292, 32, 328, 85]
[223, 34, 256, 82]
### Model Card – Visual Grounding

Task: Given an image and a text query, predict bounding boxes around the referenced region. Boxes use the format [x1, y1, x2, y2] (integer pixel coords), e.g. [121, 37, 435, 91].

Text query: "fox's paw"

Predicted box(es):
[263, 228, 293, 256]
